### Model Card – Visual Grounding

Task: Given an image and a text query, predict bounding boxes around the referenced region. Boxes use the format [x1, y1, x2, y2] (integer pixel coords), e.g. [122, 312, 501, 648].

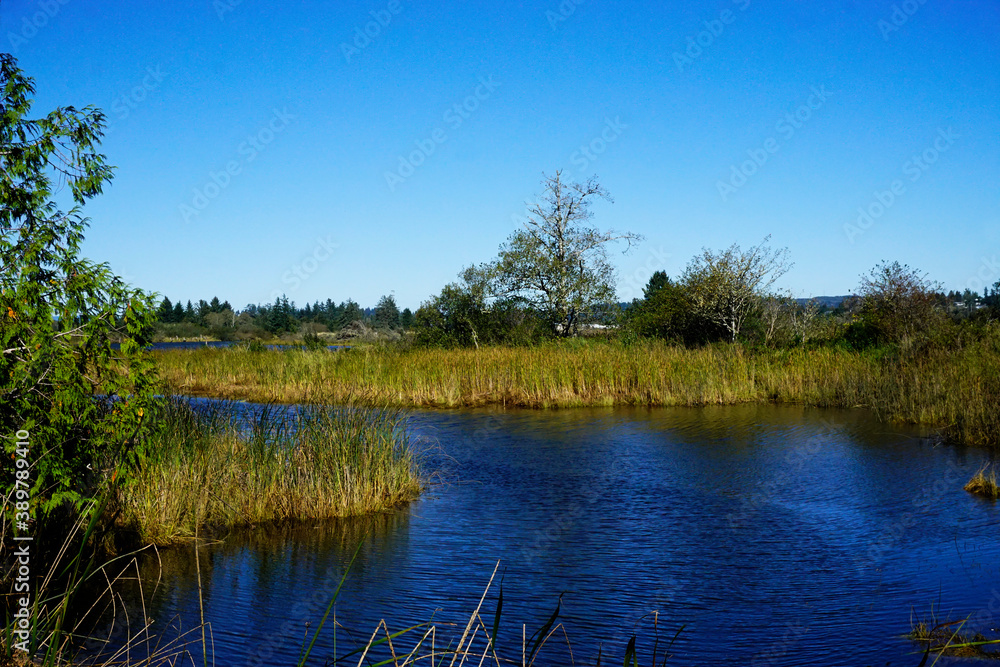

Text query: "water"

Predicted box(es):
[98, 404, 999, 666]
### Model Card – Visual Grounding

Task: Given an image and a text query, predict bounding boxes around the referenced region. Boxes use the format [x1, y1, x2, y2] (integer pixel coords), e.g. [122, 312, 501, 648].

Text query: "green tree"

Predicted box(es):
[373, 294, 400, 330]
[399, 307, 414, 329]
[623, 271, 724, 345]
[414, 282, 488, 348]
[414, 275, 550, 348]
[855, 260, 945, 346]
[264, 294, 297, 334]
[157, 296, 174, 322]
[0, 54, 159, 515]
[476, 171, 641, 336]
[339, 299, 362, 328]
[643, 270, 671, 299]
[172, 301, 184, 322]
[681, 236, 792, 343]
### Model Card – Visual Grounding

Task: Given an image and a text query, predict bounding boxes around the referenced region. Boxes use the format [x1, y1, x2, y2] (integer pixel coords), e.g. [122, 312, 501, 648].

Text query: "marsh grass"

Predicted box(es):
[908, 615, 1000, 661]
[118, 398, 421, 545]
[3, 548, 678, 666]
[154, 335, 1000, 447]
[964, 465, 999, 500]
[0, 495, 203, 667]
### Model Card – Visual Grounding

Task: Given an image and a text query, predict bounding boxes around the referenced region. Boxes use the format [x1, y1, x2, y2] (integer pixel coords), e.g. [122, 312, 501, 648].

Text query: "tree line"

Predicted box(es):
[154, 293, 414, 337]
[409, 172, 1000, 351]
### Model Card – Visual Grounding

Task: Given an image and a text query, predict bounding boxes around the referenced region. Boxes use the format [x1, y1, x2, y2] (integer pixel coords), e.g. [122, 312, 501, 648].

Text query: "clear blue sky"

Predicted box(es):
[4, 0, 998, 309]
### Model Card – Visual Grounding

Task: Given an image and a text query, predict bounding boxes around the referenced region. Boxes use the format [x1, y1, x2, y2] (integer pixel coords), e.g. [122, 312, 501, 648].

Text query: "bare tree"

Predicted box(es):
[857, 260, 944, 344]
[760, 292, 792, 346]
[682, 235, 793, 342]
[481, 171, 642, 336]
[790, 298, 820, 346]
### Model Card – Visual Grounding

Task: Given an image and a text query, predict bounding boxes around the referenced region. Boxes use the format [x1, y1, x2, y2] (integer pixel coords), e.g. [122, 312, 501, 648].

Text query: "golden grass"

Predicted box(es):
[118, 399, 421, 545]
[964, 465, 999, 500]
[153, 336, 1000, 448]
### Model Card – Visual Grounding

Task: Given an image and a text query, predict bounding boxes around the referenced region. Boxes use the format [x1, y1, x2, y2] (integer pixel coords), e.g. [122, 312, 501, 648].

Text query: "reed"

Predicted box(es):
[964, 465, 999, 500]
[117, 398, 421, 545]
[908, 614, 1000, 660]
[153, 334, 1000, 448]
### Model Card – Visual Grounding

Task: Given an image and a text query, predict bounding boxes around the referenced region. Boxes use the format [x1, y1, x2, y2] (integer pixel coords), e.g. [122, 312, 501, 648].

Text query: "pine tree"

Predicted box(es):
[373, 294, 400, 330]
[340, 299, 362, 327]
[157, 296, 174, 322]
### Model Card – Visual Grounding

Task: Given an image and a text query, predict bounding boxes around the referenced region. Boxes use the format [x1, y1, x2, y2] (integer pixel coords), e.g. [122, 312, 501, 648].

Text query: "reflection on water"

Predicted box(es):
[98, 405, 999, 666]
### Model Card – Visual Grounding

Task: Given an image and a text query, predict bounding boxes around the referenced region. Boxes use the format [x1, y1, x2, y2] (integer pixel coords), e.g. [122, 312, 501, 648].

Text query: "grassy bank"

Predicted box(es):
[118, 398, 421, 545]
[154, 335, 1000, 448]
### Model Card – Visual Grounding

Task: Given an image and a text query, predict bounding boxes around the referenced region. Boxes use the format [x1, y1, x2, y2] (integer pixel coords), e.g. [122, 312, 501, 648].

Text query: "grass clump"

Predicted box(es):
[964, 465, 999, 500]
[908, 617, 1000, 660]
[117, 398, 421, 545]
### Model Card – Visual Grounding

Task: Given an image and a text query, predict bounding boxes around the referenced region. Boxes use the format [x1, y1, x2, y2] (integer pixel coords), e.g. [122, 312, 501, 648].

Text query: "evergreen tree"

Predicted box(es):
[184, 300, 196, 321]
[340, 299, 362, 327]
[209, 296, 222, 313]
[373, 294, 400, 330]
[172, 301, 184, 322]
[157, 296, 174, 322]
[643, 270, 671, 299]
[400, 307, 414, 329]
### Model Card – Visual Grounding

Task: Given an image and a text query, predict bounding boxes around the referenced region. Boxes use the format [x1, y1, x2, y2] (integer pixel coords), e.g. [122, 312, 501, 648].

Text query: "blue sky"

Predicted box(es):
[3, 0, 998, 309]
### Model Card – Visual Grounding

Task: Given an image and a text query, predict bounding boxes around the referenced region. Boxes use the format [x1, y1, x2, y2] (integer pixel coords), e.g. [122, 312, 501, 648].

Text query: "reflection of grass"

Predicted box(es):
[908, 616, 1000, 661]
[155, 335, 1000, 448]
[118, 398, 421, 545]
[965, 465, 999, 500]
[322, 564, 684, 667]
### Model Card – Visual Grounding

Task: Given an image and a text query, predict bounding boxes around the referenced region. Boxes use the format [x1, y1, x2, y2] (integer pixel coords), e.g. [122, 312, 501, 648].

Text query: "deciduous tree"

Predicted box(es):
[681, 235, 792, 342]
[478, 171, 641, 336]
[0, 54, 159, 513]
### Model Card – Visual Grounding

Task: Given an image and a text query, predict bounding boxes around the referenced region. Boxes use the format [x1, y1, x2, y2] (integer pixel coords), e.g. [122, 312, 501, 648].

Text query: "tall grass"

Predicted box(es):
[118, 398, 422, 545]
[153, 334, 1000, 448]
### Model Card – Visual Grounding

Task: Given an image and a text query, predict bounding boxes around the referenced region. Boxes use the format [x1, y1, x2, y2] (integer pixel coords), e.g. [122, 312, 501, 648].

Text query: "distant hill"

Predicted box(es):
[796, 295, 852, 309]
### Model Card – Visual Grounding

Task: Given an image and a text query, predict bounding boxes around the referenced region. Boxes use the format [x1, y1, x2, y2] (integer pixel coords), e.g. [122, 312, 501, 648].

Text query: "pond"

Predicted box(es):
[99, 404, 999, 666]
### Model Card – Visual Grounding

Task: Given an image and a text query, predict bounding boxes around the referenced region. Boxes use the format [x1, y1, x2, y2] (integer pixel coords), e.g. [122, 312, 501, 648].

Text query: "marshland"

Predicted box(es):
[4, 3, 1000, 665]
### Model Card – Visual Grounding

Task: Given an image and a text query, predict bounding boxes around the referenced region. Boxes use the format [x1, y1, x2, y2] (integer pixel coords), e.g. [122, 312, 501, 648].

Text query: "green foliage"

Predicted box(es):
[373, 293, 400, 330]
[263, 294, 298, 334]
[473, 172, 641, 336]
[623, 273, 721, 345]
[400, 307, 414, 329]
[414, 280, 551, 348]
[302, 331, 327, 350]
[339, 298, 363, 328]
[0, 54, 160, 515]
[681, 235, 792, 343]
[856, 260, 946, 348]
[642, 270, 671, 299]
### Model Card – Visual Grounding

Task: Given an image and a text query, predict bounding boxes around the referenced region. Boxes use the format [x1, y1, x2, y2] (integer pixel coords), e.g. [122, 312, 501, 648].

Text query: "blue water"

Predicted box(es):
[97, 404, 1000, 666]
